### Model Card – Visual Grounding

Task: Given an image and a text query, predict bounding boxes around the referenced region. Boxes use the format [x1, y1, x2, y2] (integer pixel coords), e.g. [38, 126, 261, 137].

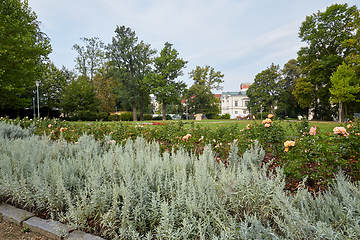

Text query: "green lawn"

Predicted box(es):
[72, 119, 341, 134]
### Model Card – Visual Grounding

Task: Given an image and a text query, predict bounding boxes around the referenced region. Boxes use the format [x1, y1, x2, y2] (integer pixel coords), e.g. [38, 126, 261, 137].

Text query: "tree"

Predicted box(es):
[340, 13, 360, 118]
[0, 0, 51, 113]
[108, 26, 155, 121]
[38, 62, 72, 116]
[247, 64, 281, 114]
[293, 77, 314, 109]
[276, 59, 304, 118]
[135, 42, 156, 120]
[73, 37, 105, 81]
[187, 66, 224, 116]
[152, 42, 187, 120]
[186, 84, 220, 116]
[93, 74, 117, 113]
[189, 65, 224, 91]
[61, 76, 99, 118]
[297, 3, 359, 120]
[330, 63, 360, 122]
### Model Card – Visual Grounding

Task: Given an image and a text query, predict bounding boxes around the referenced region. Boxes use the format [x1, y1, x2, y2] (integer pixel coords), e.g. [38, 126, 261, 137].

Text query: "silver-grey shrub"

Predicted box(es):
[0, 122, 33, 140]
[0, 123, 359, 239]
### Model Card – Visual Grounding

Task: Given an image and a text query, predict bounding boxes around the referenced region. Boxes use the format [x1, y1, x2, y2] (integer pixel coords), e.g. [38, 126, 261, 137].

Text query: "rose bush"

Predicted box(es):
[1, 116, 359, 193]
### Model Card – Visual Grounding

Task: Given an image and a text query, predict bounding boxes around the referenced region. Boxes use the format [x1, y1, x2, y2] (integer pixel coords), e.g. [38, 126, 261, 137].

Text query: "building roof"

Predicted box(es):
[213, 94, 221, 99]
[221, 91, 247, 96]
[240, 83, 251, 90]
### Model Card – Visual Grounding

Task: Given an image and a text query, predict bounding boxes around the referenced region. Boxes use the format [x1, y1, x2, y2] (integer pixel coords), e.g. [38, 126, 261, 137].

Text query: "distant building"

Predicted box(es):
[220, 83, 251, 119]
[150, 94, 159, 113]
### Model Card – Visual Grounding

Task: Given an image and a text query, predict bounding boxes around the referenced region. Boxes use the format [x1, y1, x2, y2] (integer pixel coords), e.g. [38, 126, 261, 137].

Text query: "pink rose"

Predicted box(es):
[309, 126, 317, 136]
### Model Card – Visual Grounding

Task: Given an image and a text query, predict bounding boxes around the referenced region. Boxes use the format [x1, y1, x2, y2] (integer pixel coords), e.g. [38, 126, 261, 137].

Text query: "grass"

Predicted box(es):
[72, 119, 341, 134]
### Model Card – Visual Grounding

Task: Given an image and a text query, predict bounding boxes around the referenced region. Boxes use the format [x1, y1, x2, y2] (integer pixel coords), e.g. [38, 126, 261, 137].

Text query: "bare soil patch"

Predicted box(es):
[0, 219, 49, 240]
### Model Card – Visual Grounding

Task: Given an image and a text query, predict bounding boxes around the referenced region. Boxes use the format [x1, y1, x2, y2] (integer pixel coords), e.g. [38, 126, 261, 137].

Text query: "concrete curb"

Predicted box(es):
[0, 203, 105, 240]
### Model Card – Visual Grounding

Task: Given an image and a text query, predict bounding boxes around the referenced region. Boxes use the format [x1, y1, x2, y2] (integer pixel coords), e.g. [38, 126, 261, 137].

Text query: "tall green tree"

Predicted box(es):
[296, 3, 359, 120]
[152, 42, 187, 120]
[187, 66, 224, 116]
[330, 63, 360, 122]
[293, 77, 314, 110]
[276, 59, 304, 118]
[93, 73, 117, 113]
[39, 63, 72, 115]
[341, 13, 360, 117]
[135, 42, 156, 120]
[189, 65, 224, 90]
[108, 26, 139, 121]
[108, 26, 155, 121]
[247, 64, 281, 114]
[0, 0, 51, 113]
[73, 37, 105, 81]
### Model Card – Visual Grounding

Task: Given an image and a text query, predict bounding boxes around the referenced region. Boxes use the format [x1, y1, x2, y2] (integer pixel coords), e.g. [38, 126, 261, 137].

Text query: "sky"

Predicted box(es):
[30, 0, 359, 93]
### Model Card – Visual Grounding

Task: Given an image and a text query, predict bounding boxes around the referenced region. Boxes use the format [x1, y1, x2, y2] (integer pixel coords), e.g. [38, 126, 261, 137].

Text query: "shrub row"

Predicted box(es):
[1, 123, 360, 239]
[1, 117, 359, 192]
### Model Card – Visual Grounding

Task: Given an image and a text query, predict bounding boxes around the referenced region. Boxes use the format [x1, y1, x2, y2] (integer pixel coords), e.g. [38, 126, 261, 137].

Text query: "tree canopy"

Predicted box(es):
[330, 63, 360, 122]
[0, 0, 51, 113]
[108, 26, 156, 121]
[73, 37, 105, 81]
[152, 42, 187, 120]
[247, 64, 281, 114]
[295, 3, 359, 120]
[187, 66, 223, 116]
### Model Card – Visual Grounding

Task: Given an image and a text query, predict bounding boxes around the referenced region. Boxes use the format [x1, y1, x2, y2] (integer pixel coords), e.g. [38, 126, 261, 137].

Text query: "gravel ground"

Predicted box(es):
[0, 219, 49, 240]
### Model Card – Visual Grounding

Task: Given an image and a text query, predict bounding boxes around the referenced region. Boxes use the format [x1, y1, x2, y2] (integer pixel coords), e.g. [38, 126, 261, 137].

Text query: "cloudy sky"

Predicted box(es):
[30, 0, 359, 92]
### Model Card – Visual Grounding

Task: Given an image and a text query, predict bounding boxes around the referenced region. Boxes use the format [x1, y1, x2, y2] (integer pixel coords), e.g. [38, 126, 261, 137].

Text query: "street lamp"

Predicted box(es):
[36, 81, 40, 118]
[32, 95, 36, 119]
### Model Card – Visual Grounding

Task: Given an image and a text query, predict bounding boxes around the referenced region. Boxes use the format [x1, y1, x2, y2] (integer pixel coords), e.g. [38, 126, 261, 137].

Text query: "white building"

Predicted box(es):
[150, 94, 160, 113]
[220, 84, 250, 119]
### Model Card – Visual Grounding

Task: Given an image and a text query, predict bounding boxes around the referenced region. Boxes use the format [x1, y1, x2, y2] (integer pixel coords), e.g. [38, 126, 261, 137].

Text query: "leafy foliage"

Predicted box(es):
[39, 63, 72, 113]
[107, 26, 156, 121]
[330, 63, 360, 121]
[296, 3, 360, 120]
[247, 63, 281, 113]
[61, 76, 100, 119]
[187, 66, 223, 115]
[0, 0, 52, 111]
[152, 42, 187, 120]
[73, 37, 105, 81]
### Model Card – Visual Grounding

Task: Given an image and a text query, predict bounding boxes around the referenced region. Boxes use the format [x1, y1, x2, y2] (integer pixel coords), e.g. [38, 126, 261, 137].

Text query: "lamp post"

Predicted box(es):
[36, 81, 40, 118]
[32, 96, 36, 119]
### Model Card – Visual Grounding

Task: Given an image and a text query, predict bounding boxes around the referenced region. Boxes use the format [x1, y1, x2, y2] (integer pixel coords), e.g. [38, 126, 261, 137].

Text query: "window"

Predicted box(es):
[245, 101, 249, 106]
[235, 111, 238, 114]
[234, 101, 238, 107]
[243, 110, 247, 114]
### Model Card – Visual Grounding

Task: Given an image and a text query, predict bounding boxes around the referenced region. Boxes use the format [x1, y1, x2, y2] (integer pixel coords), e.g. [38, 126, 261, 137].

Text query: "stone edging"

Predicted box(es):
[0, 203, 104, 240]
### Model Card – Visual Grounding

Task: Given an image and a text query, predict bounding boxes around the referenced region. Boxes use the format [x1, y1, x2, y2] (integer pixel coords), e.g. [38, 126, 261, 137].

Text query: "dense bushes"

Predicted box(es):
[0, 122, 33, 139]
[1, 117, 360, 192]
[1, 122, 360, 239]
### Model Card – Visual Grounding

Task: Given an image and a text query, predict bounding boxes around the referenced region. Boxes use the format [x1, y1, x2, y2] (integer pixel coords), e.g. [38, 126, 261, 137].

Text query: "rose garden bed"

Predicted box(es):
[0, 117, 359, 239]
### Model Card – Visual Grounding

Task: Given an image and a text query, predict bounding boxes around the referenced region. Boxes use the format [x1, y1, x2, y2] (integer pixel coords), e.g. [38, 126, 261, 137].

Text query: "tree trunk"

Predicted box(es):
[344, 103, 348, 121]
[139, 93, 144, 121]
[132, 101, 137, 121]
[162, 102, 166, 121]
[339, 101, 343, 122]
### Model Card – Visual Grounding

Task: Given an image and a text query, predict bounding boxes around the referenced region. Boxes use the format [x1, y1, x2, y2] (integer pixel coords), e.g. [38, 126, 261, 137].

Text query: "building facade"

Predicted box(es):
[220, 84, 250, 119]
